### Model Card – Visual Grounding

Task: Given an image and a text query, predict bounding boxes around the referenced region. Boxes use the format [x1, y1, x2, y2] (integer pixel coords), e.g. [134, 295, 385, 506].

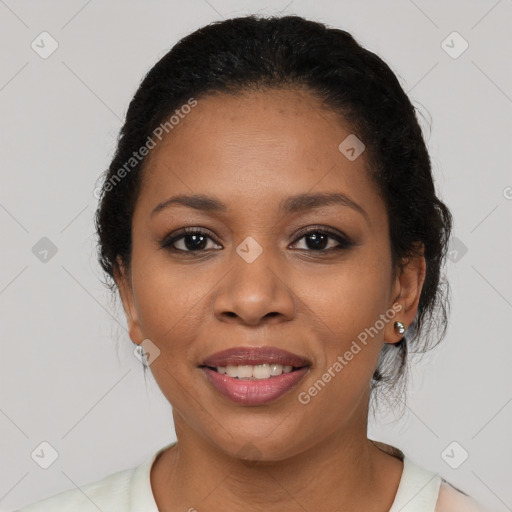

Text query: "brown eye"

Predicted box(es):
[291, 227, 353, 252]
[161, 228, 222, 252]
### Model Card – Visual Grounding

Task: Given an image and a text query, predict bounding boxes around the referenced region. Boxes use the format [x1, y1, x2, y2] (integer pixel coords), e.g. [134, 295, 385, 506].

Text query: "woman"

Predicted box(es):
[18, 14, 487, 512]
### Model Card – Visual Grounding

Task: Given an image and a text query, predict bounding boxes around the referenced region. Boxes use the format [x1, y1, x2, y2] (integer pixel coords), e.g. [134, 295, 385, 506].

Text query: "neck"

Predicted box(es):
[151, 418, 403, 511]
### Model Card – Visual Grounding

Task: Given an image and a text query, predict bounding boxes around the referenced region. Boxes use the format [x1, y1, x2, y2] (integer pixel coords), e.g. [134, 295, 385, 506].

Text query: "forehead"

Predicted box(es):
[144, 88, 352, 173]
[137, 88, 384, 224]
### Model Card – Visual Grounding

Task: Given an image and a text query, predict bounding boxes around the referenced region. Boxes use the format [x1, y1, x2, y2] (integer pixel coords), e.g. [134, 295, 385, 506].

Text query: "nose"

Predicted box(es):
[212, 247, 296, 326]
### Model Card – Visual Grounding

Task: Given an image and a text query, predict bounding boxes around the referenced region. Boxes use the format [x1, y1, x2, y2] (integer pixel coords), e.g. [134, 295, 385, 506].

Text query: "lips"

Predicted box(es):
[202, 346, 310, 368]
[200, 346, 311, 406]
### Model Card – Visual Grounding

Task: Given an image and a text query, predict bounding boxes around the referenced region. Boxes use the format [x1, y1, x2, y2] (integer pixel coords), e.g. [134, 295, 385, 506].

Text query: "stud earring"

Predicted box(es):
[394, 321, 405, 335]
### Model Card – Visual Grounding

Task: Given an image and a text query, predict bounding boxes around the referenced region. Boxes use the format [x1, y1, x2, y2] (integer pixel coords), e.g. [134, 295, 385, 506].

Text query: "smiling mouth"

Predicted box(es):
[202, 363, 309, 380]
[199, 346, 311, 405]
[200, 345, 311, 379]
[200, 365, 310, 406]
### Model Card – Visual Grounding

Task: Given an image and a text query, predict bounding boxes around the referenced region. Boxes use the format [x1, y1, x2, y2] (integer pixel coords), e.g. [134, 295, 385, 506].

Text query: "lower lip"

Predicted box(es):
[201, 367, 309, 406]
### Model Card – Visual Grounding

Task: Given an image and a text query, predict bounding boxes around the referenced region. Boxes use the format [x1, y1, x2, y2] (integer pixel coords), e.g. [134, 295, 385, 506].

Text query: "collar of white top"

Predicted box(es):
[389, 457, 442, 512]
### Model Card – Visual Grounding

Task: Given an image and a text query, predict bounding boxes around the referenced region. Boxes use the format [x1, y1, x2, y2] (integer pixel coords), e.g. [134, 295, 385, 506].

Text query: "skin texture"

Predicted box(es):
[115, 88, 426, 511]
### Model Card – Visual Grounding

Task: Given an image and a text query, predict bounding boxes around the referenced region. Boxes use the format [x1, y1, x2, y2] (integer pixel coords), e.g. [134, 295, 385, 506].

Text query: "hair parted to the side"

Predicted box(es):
[94, 14, 453, 419]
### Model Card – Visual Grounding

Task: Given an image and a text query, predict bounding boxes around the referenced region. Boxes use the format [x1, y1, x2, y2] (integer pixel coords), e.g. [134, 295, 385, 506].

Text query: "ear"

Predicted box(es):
[384, 243, 426, 344]
[113, 257, 144, 345]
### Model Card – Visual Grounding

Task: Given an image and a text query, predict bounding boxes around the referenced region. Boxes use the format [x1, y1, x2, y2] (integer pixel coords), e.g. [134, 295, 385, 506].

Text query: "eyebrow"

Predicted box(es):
[151, 192, 369, 222]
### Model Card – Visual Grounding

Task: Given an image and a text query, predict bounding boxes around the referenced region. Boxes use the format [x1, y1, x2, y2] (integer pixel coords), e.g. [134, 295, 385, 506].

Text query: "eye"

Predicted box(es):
[161, 226, 353, 254]
[290, 226, 353, 252]
[161, 227, 222, 253]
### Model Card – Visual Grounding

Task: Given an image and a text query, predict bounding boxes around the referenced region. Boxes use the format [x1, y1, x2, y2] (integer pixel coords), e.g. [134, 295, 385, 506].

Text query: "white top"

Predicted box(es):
[16, 442, 488, 511]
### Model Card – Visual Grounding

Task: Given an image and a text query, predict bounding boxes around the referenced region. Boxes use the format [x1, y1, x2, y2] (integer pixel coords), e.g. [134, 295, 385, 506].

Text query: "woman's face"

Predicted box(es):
[116, 88, 424, 460]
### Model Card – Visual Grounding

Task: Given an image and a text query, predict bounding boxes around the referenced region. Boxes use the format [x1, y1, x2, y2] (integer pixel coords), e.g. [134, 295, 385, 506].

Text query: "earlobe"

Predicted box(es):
[113, 257, 144, 345]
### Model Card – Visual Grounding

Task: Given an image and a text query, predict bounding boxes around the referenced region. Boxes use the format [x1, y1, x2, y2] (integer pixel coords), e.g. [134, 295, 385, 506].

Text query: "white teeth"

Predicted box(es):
[270, 363, 283, 376]
[215, 363, 296, 379]
[226, 366, 238, 377]
[238, 365, 253, 378]
[253, 364, 271, 379]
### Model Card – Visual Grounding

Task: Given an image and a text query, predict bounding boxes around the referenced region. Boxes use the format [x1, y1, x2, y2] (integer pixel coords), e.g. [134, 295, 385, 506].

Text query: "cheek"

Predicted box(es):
[299, 251, 392, 385]
[306, 252, 391, 339]
[130, 249, 214, 362]
[130, 257, 210, 412]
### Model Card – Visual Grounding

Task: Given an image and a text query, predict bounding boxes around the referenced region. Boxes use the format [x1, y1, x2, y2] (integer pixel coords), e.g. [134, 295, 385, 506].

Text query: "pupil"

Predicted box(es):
[307, 232, 327, 250]
[185, 234, 207, 251]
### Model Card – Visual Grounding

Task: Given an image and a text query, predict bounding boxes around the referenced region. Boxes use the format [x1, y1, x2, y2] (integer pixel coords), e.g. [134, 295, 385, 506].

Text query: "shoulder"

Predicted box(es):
[435, 481, 489, 512]
[372, 440, 489, 512]
[15, 466, 135, 511]
[16, 443, 172, 512]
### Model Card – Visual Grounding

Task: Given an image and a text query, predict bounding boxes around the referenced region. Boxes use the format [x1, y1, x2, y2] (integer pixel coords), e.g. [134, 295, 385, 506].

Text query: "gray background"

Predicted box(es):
[1, 1, 511, 511]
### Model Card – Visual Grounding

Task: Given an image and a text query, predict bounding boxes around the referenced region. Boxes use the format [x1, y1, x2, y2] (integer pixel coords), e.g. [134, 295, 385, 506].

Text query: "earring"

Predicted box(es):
[394, 321, 405, 335]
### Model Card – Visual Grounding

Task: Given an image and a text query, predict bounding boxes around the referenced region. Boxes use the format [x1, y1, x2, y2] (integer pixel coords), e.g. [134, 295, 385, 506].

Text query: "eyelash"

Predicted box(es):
[160, 226, 353, 255]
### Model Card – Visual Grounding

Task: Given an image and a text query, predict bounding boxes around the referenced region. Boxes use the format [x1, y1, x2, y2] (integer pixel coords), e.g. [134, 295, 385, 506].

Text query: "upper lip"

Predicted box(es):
[201, 346, 311, 368]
